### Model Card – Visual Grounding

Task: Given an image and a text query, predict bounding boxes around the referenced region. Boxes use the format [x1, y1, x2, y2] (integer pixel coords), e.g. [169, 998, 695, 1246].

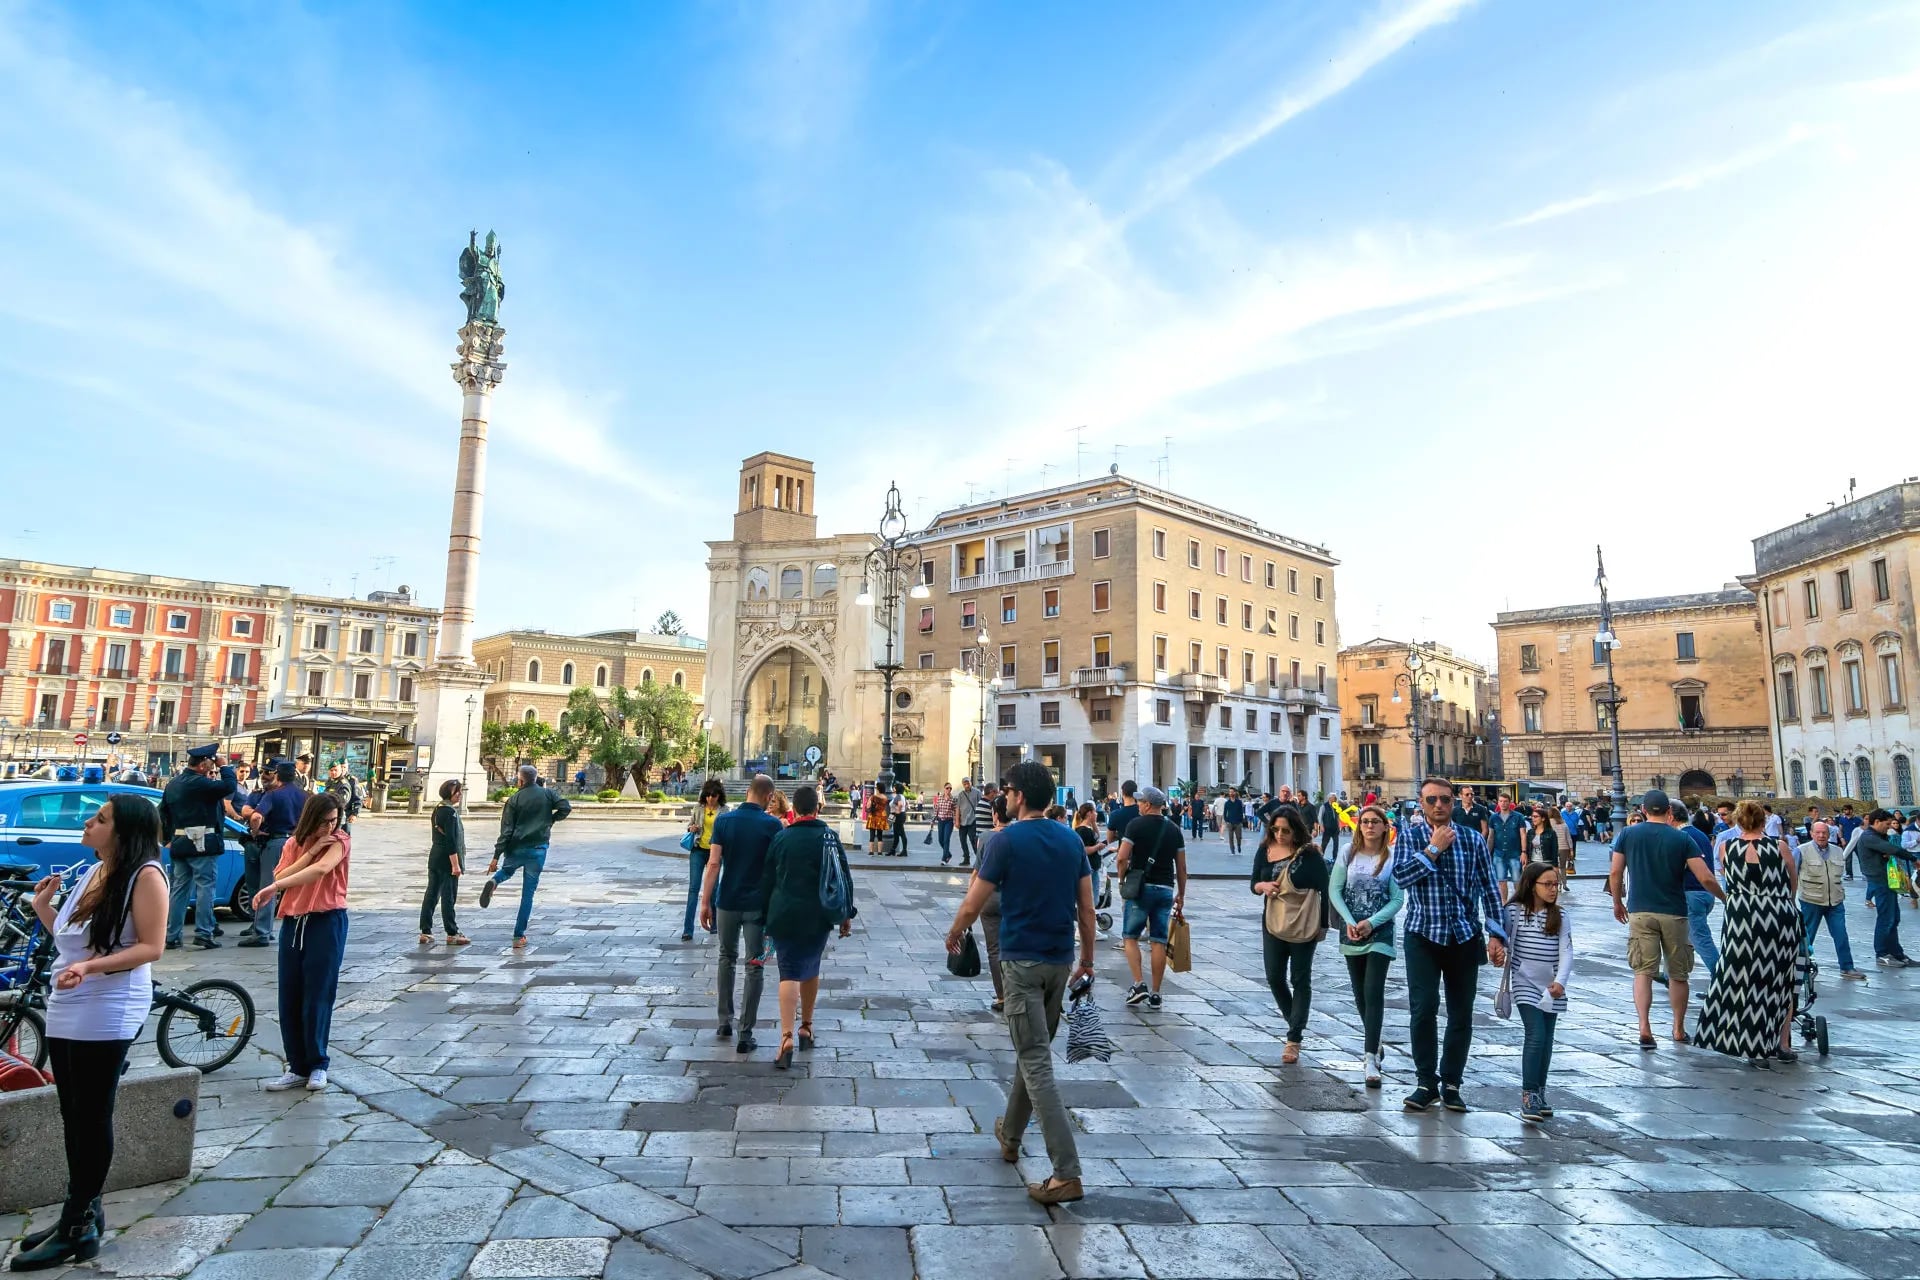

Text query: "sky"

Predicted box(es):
[3, 0, 1917, 666]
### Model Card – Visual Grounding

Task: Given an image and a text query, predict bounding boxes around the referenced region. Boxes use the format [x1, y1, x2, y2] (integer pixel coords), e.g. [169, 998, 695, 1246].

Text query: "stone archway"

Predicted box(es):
[742, 645, 831, 778]
[1677, 769, 1715, 799]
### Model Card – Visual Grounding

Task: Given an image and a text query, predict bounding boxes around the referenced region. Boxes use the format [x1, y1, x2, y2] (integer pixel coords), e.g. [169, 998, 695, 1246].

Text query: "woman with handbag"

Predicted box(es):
[684, 779, 728, 941]
[1329, 805, 1404, 1087]
[1252, 805, 1329, 1064]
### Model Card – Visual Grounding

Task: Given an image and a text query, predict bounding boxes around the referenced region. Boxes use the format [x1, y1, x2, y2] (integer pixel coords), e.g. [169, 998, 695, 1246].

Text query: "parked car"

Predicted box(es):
[0, 781, 252, 918]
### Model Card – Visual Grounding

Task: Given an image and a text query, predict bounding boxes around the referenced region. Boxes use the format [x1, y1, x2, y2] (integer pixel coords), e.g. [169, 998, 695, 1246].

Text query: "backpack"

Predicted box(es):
[818, 828, 853, 923]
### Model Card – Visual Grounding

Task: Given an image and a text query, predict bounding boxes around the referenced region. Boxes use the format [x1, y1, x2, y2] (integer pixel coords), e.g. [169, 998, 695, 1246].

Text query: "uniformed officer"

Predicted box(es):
[160, 743, 238, 950]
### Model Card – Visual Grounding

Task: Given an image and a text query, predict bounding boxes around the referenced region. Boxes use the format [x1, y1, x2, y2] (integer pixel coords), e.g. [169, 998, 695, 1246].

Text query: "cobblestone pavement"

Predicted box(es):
[7, 815, 1920, 1278]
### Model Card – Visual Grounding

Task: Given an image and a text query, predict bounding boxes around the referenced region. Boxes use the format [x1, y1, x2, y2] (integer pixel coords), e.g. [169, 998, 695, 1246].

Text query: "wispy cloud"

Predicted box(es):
[1498, 125, 1819, 229]
[719, 0, 876, 152]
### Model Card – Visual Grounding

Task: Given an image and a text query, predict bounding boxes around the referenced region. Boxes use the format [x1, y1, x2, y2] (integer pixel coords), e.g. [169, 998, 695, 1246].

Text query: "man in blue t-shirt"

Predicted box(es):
[1608, 790, 1722, 1048]
[946, 761, 1094, 1208]
[700, 774, 785, 1053]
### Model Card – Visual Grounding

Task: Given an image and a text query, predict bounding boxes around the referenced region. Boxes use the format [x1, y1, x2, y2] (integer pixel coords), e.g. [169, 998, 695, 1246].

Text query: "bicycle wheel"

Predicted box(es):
[0, 1001, 47, 1071]
[155, 979, 255, 1072]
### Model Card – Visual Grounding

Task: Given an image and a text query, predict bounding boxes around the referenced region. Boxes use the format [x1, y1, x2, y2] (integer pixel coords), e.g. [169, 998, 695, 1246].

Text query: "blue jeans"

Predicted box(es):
[937, 820, 954, 858]
[1122, 884, 1175, 945]
[279, 909, 347, 1076]
[1867, 882, 1907, 960]
[244, 840, 280, 940]
[166, 856, 218, 944]
[684, 846, 709, 937]
[1686, 890, 1719, 978]
[1800, 900, 1856, 972]
[492, 846, 546, 940]
[1518, 1004, 1557, 1093]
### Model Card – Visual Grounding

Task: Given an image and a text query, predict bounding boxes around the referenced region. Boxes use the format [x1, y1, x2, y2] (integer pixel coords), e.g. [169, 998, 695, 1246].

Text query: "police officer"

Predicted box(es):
[160, 743, 238, 950]
[238, 761, 306, 948]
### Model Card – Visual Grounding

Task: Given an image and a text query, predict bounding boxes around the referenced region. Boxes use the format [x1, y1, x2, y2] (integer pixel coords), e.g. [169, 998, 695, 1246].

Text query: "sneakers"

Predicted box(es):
[1520, 1091, 1545, 1123]
[1877, 956, 1912, 968]
[1403, 1086, 1439, 1112]
[1125, 983, 1150, 1006]
[479, 879, 496, 909]
[1441, 1085, 1470, 1113]
[264, 1071, 307, 1092]
[191, 936, 220, 949]
[1146, 992, 1163, 1011]
[1536, 1089, 1554, 1117]
[306, 1069, 330, 1091]
[1841, 969, 1868, 980]
[1363, 1052, 1382, 1088]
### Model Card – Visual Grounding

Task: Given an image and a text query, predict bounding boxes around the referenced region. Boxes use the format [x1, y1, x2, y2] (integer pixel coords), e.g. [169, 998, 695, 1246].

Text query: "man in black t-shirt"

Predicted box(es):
[1115, 785, 1188, 1009]
[1454, 787, 1491, 846]
[1106, 779, 1140, 848]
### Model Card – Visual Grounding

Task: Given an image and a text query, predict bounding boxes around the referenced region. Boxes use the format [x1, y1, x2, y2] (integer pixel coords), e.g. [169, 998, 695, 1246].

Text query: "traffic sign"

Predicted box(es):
[105, 732, 123, 745]
[74, 733, 89, 747]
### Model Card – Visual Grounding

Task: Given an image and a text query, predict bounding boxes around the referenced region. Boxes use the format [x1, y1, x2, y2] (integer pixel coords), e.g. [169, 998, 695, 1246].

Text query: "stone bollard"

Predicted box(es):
[0, 1066, 199, 1213]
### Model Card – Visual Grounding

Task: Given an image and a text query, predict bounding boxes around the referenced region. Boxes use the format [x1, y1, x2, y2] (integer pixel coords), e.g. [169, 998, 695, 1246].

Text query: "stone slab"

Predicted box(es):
[0, 1067, 199, 1213]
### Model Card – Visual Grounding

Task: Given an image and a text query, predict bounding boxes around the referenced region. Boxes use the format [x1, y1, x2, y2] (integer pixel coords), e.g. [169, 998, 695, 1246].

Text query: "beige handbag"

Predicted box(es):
[1262, 858, 1324, 943]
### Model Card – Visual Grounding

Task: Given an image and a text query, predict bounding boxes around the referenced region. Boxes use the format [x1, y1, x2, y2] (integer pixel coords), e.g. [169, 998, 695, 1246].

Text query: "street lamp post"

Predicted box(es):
[971, 629, 993, 786]
[1392, 641, 1443, 794]
[1595, 546, 1629, 827]
[855, 481, 927, 792]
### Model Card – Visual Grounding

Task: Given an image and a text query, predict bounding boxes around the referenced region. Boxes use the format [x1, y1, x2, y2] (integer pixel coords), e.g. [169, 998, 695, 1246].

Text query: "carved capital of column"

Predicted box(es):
[452, 322, 509, 391]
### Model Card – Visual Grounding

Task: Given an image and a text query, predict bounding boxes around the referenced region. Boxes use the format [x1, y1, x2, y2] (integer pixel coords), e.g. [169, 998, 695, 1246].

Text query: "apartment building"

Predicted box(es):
[1743, 480, 1920, 805]
[474, 628, 709, 727]
[266, 587, 441, 754]
[1338, 638, 1492, 800]
[907, 475, 1343, 798]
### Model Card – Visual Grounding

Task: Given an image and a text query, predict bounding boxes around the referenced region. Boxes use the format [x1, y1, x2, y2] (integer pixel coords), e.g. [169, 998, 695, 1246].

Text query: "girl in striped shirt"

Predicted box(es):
[1503, 861, 1572, 1124]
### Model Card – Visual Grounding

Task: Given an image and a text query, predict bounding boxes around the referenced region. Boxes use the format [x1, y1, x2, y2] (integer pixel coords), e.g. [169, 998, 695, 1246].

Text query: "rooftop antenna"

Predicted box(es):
[349, 573, 360, 599]
[1040, 462, 1055, 487]
[1003, 459, 1014, 500]
[1110, 444, 1123, 474]
[1159, 436, 1172, 488]
[1849, 476, 1857, 502]
[1070, 425, 1088, 479]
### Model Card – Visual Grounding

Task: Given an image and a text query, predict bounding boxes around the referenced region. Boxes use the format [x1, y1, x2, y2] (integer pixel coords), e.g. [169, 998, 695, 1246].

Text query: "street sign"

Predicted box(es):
[74, 733, 89, 747]
[105, 732, 123, 745]
[805, 745, 823, 765]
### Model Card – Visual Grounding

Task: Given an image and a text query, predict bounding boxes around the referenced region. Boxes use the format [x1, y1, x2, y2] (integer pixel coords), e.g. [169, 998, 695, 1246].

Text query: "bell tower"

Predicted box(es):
[734, 452, 818, 543]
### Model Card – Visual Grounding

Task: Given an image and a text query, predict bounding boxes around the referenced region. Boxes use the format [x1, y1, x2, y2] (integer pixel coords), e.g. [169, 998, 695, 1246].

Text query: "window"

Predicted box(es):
[1290, 659, 1301, 685]
[228, 652, 247, 681]
[1187, 539, 1201, 569]
[354, 673, 372, 699]
[162, 647, 184, 677]
[1218, 706, 1232, 729]
[1837, 569, 1855, 611]
[1519, 644, 1539, 671]
[1154, 636, 1168, 672]
[1316, 664, 1327, 692]
[1267, 655, 1279, 684]
[1591, 638, 1608, 665]
[1522, 702, 1543, 733]
[562, 662, 575, 685]
[998, 704, 1017, 729]
[1039, 525, 1070, 563]
[1873, 557, 1891, 602]
[1214, 547, 1228, 575]
[1360, 697, 1376, 726]
[918, 606, 934, 633]
[1002, 595, 1017, 624]
[780, 567, 804, 599]
[1241, 603, 1253, 631]
[109, 605, 133, 627]
[1215, 646, 1229, 678]
[1001, 645, 1017, 680]
[1313, 576, 1324, 601]
[1319, 717, 1331, 739]
[641, 668, 655, 684]
[1092, 582, 1111, 612]
[1092, 529, 1111, 559]
[917, 652, 933, 669]
[309, 624, 329, 649]
[746, 567, 770, 600]
[358, 627, 376, 654]
[1093, 635, 1112, 668]
[961, 601, 977, 630]
[1242, 651, 1254, 683]
[1679, 694, 1704, 730]
[402, 632, 419, 657]
[595, 665, 608, 688]
[919, 560, 932, 586]
[1676, 632, 1695, 660]
[1358, 742, 1381, 773]
[1156, 699, 1172, 725]
[1857, 756, 1875, 799]
[106, 642, 127, 675]
[1844, 659, 1866, 713]
[1189, 641, 1202, 673]
[1777, 670, 1799, 720]
[306, 671, 325, 697]
[1271, 712, 1283, 733]
[1770, 588, 1788, 627]
[1790, 759, 1806, 796]
[49, 599, 74, 623]
[1896, 754, 1915, 806]
[1152, 529, 1167, 559]
[1884, 653, 1905, 707]
[1240, 554, 1253, 582]
[1265, 562, 1276, 589]
[1040, 701, 1061, 726]
[1153, 582, 1167, 613]
[1287, 569, 1299, 594]
[524, 708, 538, 724]
[1215, 597, 1228, 626]
[1811, 665, 1832, 716]
[1595, 700, 1614, 731]
[1044, 589, 1060, 619]
[167, 611, 189, 632]
[1189, 590, 1202, 620]
[815, 564, 839, 596]
[1192, 705, 1207, 727]
[1821, 757, 1839, 796]
[1599, 748, 1614, 775]
[1525, 751, 1544, 777]
[399, 676, 414, 701]
[1288, 614, 1300, 641]
[1314, 620, 1326, 646]
[232, 617, 253, 637]
[1044, 641, 1061, 676]
[528, 659, 542, 683]
[1092, 699, 1113, 723]
[1804, 580, 1820, 618]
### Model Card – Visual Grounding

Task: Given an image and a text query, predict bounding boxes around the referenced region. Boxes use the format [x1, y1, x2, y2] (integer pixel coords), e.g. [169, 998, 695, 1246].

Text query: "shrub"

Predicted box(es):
[488, 787, 514, 802]
[387, 787, 413, 803]
[829, 790, 850, 804]
[646, 789, 667, 803]
[597, 788, 622, 803]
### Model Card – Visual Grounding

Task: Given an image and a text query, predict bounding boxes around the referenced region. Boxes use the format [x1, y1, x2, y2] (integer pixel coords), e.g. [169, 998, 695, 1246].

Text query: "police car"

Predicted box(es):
[0, 781, 253, 918]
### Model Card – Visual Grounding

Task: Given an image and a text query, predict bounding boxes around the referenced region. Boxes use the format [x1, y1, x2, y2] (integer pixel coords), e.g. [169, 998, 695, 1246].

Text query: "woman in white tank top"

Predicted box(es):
[12, 794, 168, 1272]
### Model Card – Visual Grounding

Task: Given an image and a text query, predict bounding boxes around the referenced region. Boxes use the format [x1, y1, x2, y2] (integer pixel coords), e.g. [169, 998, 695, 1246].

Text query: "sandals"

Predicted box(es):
[1637, 1034, 1657, 1051]
[798, 1024, 816, 1051]
[1282, 1041, 1301, 1065]
[775, 1037, 795, 1071]
[512, 937, 528, 950]
[418, 933, 433, 944]
[447, 935, 472, 947]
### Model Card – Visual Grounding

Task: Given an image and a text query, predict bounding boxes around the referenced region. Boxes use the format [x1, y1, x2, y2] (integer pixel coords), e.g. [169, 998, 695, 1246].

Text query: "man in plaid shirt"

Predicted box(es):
[1392, 777, 1508, 1114]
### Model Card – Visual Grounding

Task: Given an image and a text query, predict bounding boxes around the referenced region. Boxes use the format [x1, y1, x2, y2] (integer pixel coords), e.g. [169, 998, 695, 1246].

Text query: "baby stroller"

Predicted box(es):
[1793, 935, 1831, 1056]
[1090, 848, 1114, 935]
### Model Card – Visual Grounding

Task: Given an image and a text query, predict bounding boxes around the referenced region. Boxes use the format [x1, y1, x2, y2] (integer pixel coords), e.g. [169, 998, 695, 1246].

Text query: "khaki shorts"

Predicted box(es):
[1627, 912, 1694, 978]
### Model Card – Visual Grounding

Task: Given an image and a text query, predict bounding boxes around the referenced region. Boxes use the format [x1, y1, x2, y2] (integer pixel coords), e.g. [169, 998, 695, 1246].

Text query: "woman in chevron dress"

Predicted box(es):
[1694, 800, 1801, 1065]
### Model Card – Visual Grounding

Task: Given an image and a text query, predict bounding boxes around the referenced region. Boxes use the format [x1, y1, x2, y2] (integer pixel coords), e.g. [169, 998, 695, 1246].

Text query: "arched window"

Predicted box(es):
[746, 568, 770, 600]
[1857, 756, 1875, 801]
[1820, 757, 1838, 796]
[595, 665, 608, 688]
[558, 711, 570, 734]
[780, 566, 803, 599]
[641, 668, 654, 685]
[562, 662, 575, 686]
[813, 563, 838, 596]
[1790, 759, 1805, 796]
[673, 670, 685, 688]
[1896, 754, 1915, 806]
[523, 708, 538, 723]
[528, 659, 542, 683]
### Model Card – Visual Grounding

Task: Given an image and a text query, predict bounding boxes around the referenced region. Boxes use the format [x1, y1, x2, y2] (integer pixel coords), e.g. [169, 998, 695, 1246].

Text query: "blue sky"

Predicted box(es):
[3, 0, 1916, 662]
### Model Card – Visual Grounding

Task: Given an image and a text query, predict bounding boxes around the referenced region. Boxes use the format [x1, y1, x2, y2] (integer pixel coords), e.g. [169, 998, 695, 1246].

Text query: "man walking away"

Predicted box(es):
[1223, 789, 1246, 855]
[160, 744, 239, 950]
[1316, 792, 1344, 860]
[240, 762, 306, 947]
[1854, 808, 1915, 967]
[954, 778, 981, 867]
[945, 761, 1095, 1205]
[1609, 788, 1721, 1048]
[1391, 777, 1507, 1114]
[481, 765, 573, 949]
[700, 774, 784, 1053]
[1675, 803, 1721, 980]
[1799, 822, 1866, 979]
[1115, 786, 1187, 1009]
[1107, 780, 1140, 849]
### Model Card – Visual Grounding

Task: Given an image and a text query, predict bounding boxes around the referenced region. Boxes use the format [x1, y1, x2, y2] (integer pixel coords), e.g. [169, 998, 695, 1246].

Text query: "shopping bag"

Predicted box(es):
[1065, 987, 1116, 1064]
[1167, 916, 1192, 973]
[947, 930, 983, 978]
[679, 831, 696, 853]
[1891, 861, 1909, 893]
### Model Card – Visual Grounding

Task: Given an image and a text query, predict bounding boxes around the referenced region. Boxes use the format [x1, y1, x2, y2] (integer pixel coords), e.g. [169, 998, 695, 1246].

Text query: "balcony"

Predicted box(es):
[1175, 671, 1228, 700]
[737, 598, 840, 621]
[154, 669, 189, 683]
[1069, 663, 1129, 695]
[27, 718, 75, 730]
[99, 667, 135, 680]
[950, 559, 1073, 594]
[36, 664, 77, 676]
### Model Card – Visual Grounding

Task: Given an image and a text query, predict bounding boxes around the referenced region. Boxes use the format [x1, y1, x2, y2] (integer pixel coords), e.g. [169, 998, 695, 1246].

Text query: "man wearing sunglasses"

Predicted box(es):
[1392, 777, 1507, 1113]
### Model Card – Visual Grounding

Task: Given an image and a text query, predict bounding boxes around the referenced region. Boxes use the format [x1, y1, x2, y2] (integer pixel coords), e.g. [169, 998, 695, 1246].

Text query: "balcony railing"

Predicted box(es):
[737, 598, 840, 620]
[1175, 671, 1228, 698]
[1069, 663, 1129, 689]
[155, 668, 189, 682]
[99, 667, 135, 680]
[36, 664, 77, 676]
[950, 559, 1073, 594]
[27, 717, 75, 730]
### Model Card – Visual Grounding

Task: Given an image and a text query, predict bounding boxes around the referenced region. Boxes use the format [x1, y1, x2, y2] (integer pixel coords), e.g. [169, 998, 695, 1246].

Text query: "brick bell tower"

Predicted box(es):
[733, 453, 819, 543]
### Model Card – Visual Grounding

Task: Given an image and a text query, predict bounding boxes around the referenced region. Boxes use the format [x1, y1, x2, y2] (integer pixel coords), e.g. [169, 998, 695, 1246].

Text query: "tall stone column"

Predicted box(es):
[415, 247, 507, 803]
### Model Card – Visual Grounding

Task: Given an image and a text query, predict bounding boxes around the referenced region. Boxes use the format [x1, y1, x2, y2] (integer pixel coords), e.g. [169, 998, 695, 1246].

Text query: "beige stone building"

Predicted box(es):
[1338, 639, 1492, 800]
[474, 629, 709, 729]
[1493, 588, 1773, 800]
[1742, 481, 1920, 805]
[266, 588, 440, 766]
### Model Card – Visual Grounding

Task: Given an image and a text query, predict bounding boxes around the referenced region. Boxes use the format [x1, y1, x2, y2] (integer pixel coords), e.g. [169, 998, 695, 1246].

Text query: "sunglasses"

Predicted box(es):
[1420, 795, 1455, 805]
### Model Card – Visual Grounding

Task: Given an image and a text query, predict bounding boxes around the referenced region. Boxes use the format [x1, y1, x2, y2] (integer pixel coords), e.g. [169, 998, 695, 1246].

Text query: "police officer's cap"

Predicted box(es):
[187, 742, 221, 762]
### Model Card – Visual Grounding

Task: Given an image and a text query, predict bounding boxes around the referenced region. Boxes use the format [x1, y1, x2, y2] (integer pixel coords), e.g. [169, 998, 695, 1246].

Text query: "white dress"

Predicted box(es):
[43, 862, 160, 1042]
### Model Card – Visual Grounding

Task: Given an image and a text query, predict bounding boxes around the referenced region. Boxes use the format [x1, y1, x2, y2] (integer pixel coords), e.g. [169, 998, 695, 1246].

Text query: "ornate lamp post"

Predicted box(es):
[970, 628, 995, 786]
[1392, 641, 1443, 792]
[1595, 546, 1629, 826]
[855, 482, 928, 791]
